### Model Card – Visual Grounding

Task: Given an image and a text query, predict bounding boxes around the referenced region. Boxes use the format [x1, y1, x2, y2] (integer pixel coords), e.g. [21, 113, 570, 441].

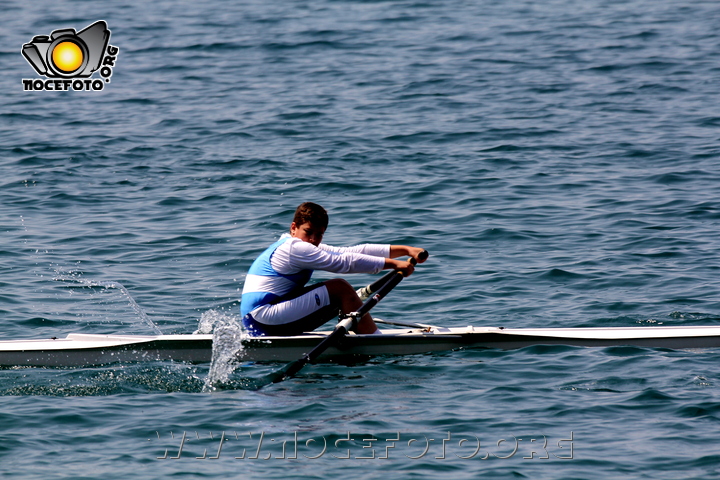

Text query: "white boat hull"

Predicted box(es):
[2, 325, 720, 367]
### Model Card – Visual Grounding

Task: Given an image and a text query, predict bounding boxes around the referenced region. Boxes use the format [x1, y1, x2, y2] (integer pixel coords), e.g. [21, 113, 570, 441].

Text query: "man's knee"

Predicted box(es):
[324, 278, 353, 296]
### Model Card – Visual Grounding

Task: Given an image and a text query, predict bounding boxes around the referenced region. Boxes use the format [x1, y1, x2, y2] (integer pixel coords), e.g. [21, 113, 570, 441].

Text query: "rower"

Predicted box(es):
[240, 202, 427, 336]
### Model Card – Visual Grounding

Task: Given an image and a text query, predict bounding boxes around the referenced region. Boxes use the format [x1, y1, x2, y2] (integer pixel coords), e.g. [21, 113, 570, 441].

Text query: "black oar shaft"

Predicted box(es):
[356, 270, 396, 299]
[273, 270, 404, 383]
[357, 250, 428, 299]
[355, 268, 405, 317]
[274, 316, 355, 382]
[271, 251, 428, 384]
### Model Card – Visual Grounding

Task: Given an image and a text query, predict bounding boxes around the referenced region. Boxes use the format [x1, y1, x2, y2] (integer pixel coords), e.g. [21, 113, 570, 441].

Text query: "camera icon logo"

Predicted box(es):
[22, 20, 110, 78]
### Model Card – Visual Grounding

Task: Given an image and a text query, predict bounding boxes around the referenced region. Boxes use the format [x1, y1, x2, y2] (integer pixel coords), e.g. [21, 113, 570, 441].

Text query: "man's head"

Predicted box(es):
[290, 202, 328, 246]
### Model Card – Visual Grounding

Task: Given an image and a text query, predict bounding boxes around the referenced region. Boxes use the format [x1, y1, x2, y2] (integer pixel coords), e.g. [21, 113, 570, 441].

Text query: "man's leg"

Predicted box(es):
[323, 279, 378, 334]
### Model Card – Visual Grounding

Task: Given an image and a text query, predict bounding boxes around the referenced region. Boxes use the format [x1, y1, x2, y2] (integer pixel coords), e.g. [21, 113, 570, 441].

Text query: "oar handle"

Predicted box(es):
[413, 249, 429, 264]
[356, 250, 428, 300]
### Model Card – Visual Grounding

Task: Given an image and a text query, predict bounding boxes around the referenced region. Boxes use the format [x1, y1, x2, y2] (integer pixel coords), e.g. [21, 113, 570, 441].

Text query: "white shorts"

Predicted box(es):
[243, 284, 338, 336]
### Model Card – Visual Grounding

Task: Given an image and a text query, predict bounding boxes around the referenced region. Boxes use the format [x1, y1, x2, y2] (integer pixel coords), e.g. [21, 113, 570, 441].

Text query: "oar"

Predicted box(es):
[356, 270, 396, 300]
[356, 250, 429, 300]
[268, 251, 428, 385]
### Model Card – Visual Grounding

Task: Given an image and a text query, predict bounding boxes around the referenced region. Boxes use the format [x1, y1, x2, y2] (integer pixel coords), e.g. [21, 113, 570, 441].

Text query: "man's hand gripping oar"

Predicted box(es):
[268, 250, 429, 384]
[356, 248, 428, 300]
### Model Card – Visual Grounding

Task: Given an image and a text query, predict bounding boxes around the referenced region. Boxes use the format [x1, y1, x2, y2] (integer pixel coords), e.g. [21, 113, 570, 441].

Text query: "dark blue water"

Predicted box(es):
[2, 0, 720, 478]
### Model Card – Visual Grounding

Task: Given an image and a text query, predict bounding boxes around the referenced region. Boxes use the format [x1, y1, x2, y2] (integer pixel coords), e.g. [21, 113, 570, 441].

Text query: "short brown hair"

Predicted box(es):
[292, 202, 329, 229]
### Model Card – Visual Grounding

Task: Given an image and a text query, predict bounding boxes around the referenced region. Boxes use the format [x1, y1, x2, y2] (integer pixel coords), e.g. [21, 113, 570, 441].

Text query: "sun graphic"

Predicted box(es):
[52, 41, 84, 73]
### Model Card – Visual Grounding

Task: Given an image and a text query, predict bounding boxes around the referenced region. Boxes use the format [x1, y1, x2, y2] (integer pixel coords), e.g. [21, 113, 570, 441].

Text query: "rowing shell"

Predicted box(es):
[2, 325, 720, 367]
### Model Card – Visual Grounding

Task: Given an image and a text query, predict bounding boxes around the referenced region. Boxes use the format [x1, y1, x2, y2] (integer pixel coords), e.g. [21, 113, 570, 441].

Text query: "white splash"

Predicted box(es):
[54, 273, 163, 335]
[200, 309, 248, 392]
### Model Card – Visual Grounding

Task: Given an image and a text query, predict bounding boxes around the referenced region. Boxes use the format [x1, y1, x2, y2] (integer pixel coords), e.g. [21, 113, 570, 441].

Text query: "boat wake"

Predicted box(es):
[0, 364, 206, 396]
[52, 271, 272, 392]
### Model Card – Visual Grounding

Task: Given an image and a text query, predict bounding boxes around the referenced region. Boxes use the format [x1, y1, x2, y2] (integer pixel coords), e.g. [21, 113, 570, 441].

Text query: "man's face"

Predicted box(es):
[290, 221, 325, 246]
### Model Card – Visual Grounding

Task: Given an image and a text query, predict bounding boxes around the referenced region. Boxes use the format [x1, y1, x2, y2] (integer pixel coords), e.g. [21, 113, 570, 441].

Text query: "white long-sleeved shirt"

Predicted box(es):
[271, 234, 388, 275]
